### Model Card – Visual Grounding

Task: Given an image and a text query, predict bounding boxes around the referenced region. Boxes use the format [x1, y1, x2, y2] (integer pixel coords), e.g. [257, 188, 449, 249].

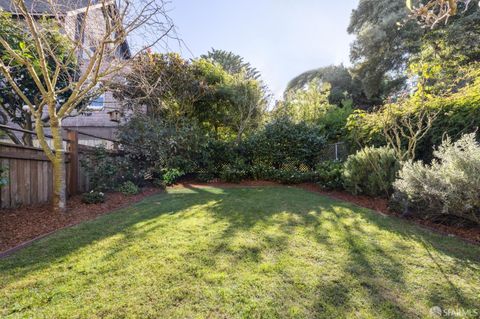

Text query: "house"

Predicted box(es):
[0, 0, 130, 144]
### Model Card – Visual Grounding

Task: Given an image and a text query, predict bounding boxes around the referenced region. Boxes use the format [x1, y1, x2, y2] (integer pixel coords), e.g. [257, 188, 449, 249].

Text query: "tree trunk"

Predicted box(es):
[50, 119, 67, 212]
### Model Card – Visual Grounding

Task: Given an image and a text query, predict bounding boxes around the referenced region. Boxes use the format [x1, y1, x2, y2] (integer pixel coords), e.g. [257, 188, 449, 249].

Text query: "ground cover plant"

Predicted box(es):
[1, 186, 479, 318]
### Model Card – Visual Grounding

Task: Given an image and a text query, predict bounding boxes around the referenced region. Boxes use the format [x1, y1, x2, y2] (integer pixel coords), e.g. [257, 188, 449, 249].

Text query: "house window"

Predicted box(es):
[89, 94, 105, 110]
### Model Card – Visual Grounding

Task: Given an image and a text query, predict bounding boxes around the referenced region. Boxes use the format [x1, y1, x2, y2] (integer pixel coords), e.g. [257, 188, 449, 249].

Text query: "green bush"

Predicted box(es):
[117, 181, 140, 196]
[343, 146, 400, 197]
[316, 161, 344, 190]
[273, 170, 319, 184]
[162, 168, 184, 186]
[247, 118, 326, 170]
[81, 146, 118, 191]
[195, 172, 215, 183]
[118, 116, 206, 174]
[219, 160, 251, 183]
[394, 133, 480, 225]
[82, 191, 105, 204]
[250, 164, 276, 181]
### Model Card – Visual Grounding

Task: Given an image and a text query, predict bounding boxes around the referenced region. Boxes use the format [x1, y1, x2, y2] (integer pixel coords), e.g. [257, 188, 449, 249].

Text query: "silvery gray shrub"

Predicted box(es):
[394, 133, 480, 225]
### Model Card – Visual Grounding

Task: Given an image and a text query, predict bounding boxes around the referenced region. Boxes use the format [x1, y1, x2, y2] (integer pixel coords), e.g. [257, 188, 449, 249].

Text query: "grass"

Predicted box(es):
[0, 186, 479, 318]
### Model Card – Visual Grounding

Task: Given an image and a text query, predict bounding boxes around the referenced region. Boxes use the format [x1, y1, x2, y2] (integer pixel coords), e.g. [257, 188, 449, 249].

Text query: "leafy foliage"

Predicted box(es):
[219, 161, 250, 183]
[286, 64, 365, 106]
[161, 168, 185, 186]
[348, 0, 480, 105]
[81, 147, 119, 192]
[315, 161, 344, 190]
[118, 115, 206, 174]
[346, 65, 480, 161]
[394, 133, 480, 225]
[274, 82, 353, 142]
[202, 48, 261, 80]
[343, 147, 400, 197]
[247, 118, 327, 170]
[115, 52, 266, 140]
[81, 191, 106, 205]
[117, 181, 140, 196]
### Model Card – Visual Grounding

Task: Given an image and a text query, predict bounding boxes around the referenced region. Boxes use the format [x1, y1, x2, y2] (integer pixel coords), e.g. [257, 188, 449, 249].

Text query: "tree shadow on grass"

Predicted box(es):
[0, 185, 479, 317]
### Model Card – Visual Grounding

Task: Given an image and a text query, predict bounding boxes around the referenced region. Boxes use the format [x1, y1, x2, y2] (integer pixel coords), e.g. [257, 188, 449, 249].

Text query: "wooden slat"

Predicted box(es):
[0, 159, 11, 208]
[31, 160, 39, 204]
[10, 159, 19, 207]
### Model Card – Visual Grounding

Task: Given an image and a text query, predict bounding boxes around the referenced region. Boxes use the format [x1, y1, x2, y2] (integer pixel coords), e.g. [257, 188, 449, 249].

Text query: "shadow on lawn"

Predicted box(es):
[1, 185, 479, 316]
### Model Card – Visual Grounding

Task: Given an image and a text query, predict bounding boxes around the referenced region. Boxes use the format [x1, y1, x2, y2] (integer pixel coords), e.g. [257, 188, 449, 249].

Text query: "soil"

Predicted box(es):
[1, 181, 478, 256]
[0, 188, 161, 255]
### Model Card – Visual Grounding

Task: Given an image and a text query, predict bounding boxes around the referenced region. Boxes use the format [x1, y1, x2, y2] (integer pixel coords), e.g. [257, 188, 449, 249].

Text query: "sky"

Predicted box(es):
[163, 0, 359, 100]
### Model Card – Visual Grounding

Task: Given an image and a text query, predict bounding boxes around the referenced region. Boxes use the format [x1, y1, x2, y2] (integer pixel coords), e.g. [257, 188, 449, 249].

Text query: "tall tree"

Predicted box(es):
[285, 65, 365, 107]
[112, 52, 206, 120]
[220, 72, 266, 142]
[201, 48, 261, 80]
[348, 0, 422, 104]
[0, 0, 174, 211]
[114, 53, 266, 141]
[349, 0, 480, 104]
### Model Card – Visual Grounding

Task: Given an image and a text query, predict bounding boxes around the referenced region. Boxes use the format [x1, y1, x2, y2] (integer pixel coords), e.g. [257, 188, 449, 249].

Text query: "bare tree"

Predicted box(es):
[407, 0, 475, 28]
[0, 0, 175, 211]
[381, 104, 437, 161]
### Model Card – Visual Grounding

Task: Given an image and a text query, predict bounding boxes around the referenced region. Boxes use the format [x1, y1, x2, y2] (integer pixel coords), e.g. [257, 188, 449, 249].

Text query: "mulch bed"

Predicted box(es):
[1, 181, 478, 256]
[0, 188, 161, 255]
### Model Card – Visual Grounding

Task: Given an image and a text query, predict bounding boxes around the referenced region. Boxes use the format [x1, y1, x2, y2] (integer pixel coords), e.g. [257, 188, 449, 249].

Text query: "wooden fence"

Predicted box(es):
[0, 127, 118, 209]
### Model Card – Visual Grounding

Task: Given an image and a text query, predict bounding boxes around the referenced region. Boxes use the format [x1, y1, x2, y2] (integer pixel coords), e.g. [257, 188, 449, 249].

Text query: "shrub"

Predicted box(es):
[118, 116, 206, 174]
[316, 161, 344, 190]
[247, 118, 326, 169]
[117, 181, 140, 196]
[273, 170, 319, 184]
[196, 172, 216, 183]
[343, 146, 400, 197]
[82, 191, 105, 204]
[250, 164, 276, 181]
[393, 133, 480, 225]
[219, 160, 251, 183]
[198, 139, 240, 175]
[81, 146, 118, 191]
[162, 168, 184, 186]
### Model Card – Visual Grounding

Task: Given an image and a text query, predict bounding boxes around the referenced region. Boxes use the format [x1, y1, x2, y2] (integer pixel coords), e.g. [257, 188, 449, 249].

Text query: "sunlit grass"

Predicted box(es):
[1, 186, 479, 318]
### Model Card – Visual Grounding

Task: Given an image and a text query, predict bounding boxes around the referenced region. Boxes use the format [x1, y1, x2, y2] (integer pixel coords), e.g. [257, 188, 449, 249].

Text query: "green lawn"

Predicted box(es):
[1, 186, 479, 318]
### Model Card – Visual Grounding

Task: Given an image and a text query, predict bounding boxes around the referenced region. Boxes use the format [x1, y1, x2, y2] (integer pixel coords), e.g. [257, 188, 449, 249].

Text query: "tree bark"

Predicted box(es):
[50, 118, 67, 212]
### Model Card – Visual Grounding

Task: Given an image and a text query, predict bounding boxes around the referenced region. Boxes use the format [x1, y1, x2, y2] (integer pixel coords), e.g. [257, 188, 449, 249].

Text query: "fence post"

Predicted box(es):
[67, 130, 79, 196]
